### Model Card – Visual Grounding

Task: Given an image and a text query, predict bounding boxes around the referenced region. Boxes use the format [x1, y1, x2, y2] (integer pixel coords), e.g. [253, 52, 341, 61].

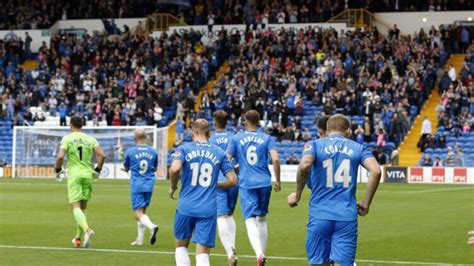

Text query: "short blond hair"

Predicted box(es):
[192, 119, 211, 136]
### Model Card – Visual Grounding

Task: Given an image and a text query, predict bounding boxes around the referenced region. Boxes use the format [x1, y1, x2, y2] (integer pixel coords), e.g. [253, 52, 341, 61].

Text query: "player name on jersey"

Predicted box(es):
[239, 135, 265, 146]
[68, 137, 93, 146]
[184, 149, 221, 165]
[214, 137, 229, 145]
[134, 152, 155, 160]
[323, 145, 354, 156]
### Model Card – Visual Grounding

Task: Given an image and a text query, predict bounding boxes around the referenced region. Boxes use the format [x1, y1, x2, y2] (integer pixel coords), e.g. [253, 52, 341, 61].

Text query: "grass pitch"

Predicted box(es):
[0, 178, 473, 265]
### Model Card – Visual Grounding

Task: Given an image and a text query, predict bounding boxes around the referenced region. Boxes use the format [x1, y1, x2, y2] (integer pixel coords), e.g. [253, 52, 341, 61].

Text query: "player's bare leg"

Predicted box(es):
[196, 243, 211, 266]
[134, 207, 158, 245]
[175, 238, 191, 266]
[217, 214, 238, 266]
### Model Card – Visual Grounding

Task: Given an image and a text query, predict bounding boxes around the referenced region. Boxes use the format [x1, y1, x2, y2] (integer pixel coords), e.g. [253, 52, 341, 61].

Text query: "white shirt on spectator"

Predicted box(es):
[208, 15, 214, 26]
[52, 77, 65, 92]
[262, 13, 269, 25]
[277, 11, 285, 23]
[290, 10, 298, 23]
[362, 90, 373, 101]
[154, 106, 163, 121]
[83, 79, 92, 92]
[448, 66, 456, 81]
[48, 97, 58, 109]
[421, 118, 432, 135]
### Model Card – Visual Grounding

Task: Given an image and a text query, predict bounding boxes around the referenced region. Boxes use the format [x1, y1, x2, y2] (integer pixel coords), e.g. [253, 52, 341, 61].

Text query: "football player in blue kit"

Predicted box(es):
[169, 119, 238, 266]
[123, 128, 159, 246]
[288, 114, 382, 266]
[227, 110, 281, 266]
[307, 115, 330, 190]
[208, 110, 239, 265]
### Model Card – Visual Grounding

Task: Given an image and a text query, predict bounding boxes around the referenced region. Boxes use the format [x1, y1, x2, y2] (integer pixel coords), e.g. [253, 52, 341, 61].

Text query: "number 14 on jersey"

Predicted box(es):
[322, 159, 351, 188]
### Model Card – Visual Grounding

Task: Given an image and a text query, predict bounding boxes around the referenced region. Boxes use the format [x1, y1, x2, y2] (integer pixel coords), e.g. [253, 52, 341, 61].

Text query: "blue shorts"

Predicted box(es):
[173, 210, 217, 247]
[239, 186, 271, 220]
[306, 218, 358, 266]
[217, 186, 239, 216]
[131, 191, 153, 211]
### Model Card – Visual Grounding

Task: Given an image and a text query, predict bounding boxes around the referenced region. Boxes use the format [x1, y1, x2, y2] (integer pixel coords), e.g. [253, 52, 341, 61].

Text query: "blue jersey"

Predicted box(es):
[173, 141, 233, 218]
[227, 130, 276, 189]
[303, 134, 373, 221]
[209, 130, 234, 182]
[124, 145, 158, 192]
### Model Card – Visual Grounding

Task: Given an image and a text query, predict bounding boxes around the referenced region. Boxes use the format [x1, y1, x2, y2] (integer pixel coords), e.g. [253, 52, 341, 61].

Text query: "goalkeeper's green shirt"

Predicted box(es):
[60, 132, 99, 179]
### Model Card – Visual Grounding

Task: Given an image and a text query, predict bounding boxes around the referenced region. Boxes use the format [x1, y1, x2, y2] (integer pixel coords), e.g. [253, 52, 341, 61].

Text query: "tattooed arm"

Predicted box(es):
[288, 154, 315, 207]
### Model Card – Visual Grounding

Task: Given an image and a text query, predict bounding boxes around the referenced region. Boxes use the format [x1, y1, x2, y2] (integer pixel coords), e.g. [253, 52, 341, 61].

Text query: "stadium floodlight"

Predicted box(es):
[12, 126, 169, 179]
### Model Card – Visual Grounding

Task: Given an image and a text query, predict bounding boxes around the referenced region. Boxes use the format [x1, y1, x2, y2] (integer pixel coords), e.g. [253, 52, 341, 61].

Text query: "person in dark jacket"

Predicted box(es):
[421, 154, 433, 166]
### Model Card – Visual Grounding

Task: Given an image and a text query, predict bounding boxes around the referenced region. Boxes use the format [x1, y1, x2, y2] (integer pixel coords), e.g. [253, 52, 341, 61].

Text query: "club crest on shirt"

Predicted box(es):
[304, 144, 312, 151]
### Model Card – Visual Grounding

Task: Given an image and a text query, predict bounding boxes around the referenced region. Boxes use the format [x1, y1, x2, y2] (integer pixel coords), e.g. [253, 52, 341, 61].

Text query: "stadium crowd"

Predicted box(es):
[0, 0, 473, 165]
[188, 23, 474, 164]
[175, 0, 473, 26]
[0, 0, 158, 30]
[2, 0, 473, 30]
[0, 27, 229, 128]
[418, 45, 474, 166]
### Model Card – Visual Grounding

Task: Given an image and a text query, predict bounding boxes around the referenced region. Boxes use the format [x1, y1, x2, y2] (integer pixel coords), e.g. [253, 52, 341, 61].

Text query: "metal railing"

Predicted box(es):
[146, 13, 186, 32]
[328, 8, 396, 33]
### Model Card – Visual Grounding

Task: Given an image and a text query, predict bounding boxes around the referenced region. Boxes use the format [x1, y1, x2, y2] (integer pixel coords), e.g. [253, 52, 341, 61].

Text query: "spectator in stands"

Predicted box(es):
[460, 27, 470, 53]
[421, 154, 433, 166]
[456, 147, 465, 167]
[389, 113, 403, 146]
[282, 126, 295, 141]
[438, 71, 452, 94]
[463, 122, 471, 133]
[433, 156, 443, 167]
[57, 103, 67, 126]
[0, 98, 4, 118]
[444, 146, 457, 167]
[377, 147, 388, 165]
[390, 148, 399, 166]
[421, 116, 432, 138]
[176, 116, 185, 144]
[286, 154, 300, 165]
[363, 116, 372, 142]
[420, 133, 436, 152]
[24, 32, 32, 59]
[302, 127, 312, 141]
[354, 125, 364, 144]
[376, 128, 386, 148]
[135, 116, 146, 126]
[448, 64, 457, 81]
[437, 134, 447, 148]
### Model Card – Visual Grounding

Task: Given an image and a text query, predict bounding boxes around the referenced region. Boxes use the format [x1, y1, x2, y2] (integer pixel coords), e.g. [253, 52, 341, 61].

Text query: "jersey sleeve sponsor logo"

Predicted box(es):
[304, 144, 312, 151]
[173, 151, 181, 157]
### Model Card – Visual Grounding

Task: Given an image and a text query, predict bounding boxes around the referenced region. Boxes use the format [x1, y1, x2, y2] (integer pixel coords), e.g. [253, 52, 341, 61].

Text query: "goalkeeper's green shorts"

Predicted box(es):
[68, 177, 92, 203]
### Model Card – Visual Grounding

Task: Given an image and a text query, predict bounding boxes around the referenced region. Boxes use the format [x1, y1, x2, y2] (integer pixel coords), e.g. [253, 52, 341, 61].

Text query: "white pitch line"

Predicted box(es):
[392, 187, 474, 194]
[0, 245, 461, 265]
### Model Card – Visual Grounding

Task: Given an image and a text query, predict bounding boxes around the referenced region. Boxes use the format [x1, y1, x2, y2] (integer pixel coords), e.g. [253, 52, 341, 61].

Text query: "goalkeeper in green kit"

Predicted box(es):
[55, 116, 106, 248]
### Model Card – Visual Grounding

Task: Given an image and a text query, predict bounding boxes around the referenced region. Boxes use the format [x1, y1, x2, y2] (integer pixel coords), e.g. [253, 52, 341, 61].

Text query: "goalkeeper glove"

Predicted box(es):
[92, 167, 102, 179]
[55, 168, 65, 180]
